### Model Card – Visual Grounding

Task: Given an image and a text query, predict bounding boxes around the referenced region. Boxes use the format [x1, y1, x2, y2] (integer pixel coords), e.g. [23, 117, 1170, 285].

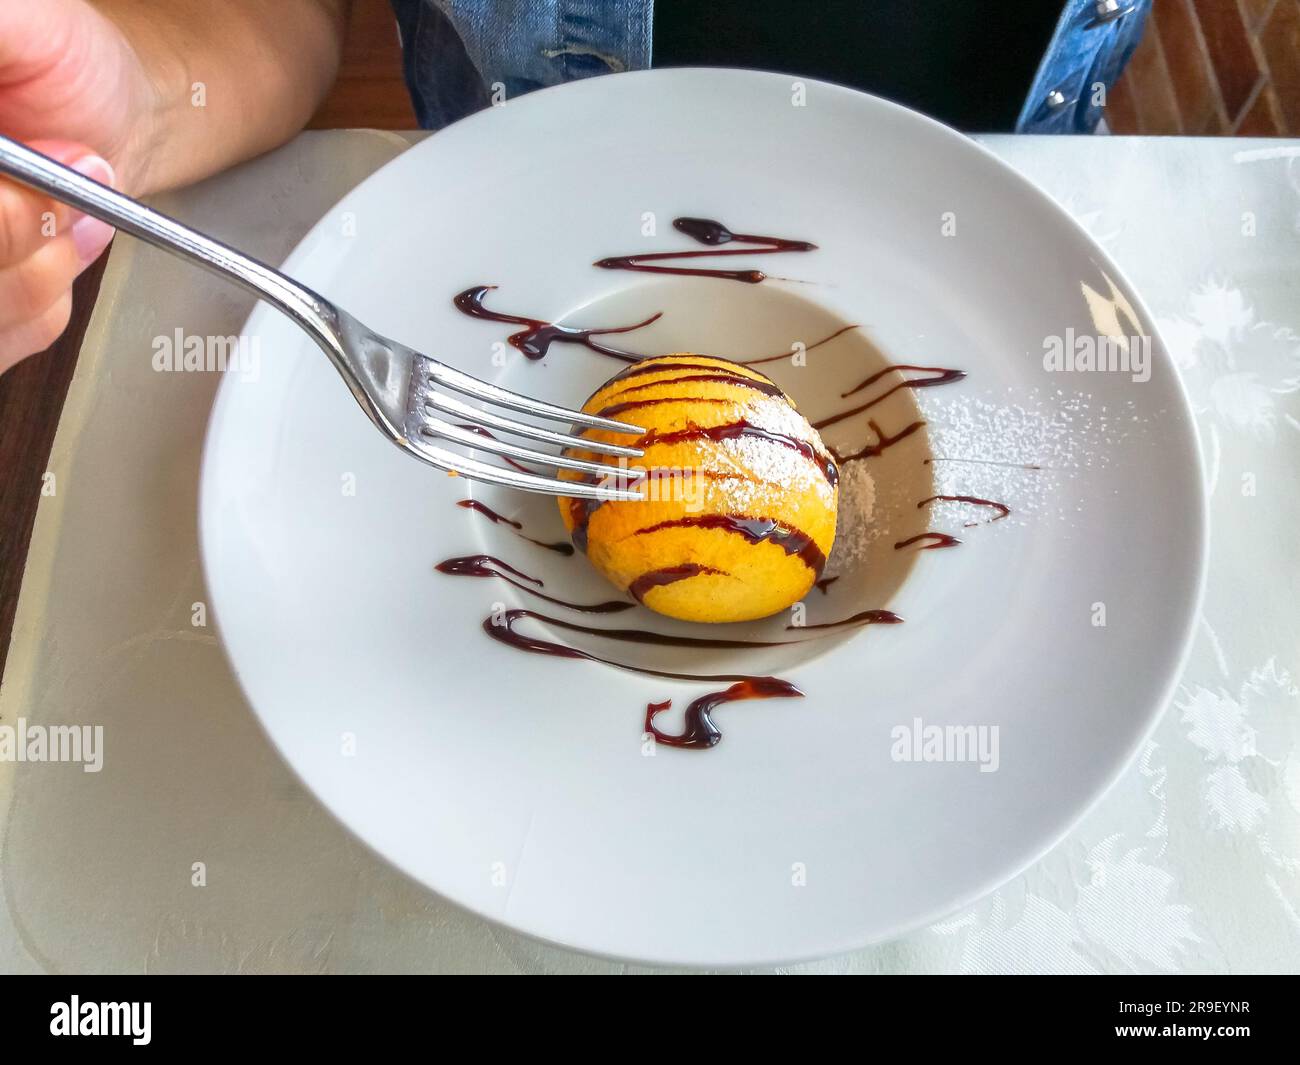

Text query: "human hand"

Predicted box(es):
[0, 0, 160, 370]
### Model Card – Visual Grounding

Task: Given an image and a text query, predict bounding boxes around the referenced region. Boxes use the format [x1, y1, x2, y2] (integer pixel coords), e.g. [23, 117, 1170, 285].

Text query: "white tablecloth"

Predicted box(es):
[2, 132, 1297, 973]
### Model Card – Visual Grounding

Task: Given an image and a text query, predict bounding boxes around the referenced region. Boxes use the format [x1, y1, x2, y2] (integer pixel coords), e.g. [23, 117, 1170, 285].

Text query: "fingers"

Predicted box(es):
[0, 140, 110, 258]
[0, 231, 80, 326]
[0, 174, 76, 263]
[0, 140, 115, 369]
[0, 288, 72, 373]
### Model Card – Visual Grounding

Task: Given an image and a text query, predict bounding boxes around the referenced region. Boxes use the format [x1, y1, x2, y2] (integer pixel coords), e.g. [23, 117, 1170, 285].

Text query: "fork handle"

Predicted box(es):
[0, 134, 345, 359]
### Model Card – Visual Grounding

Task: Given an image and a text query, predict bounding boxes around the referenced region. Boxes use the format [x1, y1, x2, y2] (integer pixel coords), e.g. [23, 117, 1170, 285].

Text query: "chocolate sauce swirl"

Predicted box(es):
[452, 291, 858, 369]
[841, 364, 968, 399]
[628, 563, 727, 604]
[481, 605, 901, 664]
[789, 608, 903, 629]
[631, 514, 827, 576]
[436, 555, 633, 613]
[814, 365, 963, 432]
[472, 601, 904, 759]
[595, 217, 816, 284]
[456, 499, 574, 555]
[453, 285, 658, 362]
[595, 395, 734, 420]
[917, 494, 1011, 526]
[637, 420, 839, 487]
[604, 359, 774, 385]
[827, 419, 926, 462]
[739, 324, 860, 367]
[645, 678, 804, 750]
[894, 532, 962, 551]
[601, 372, 786, 406]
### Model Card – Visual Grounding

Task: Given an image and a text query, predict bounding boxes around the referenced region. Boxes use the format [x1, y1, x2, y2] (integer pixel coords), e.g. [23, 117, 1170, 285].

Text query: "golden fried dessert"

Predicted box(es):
[558, 354, 838, 623]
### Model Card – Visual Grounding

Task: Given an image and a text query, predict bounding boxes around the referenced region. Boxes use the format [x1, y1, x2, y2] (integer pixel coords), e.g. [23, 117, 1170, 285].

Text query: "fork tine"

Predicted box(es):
[421, 359, 643, 435]
[422, 389, 643, 458]
[406, 437, 644, 501]
[420, 415, 642, 480]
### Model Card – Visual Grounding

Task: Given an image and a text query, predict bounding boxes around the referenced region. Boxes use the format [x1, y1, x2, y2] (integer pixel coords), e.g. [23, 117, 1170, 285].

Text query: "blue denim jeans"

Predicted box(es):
[388, 0, 653, 129]
[388, 0, 1149, 133]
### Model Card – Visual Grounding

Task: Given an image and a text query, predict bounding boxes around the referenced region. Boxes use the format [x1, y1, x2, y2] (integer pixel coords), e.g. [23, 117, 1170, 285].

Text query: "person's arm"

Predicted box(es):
[0, 0, 350, 369]
[96, 0, 351, 194]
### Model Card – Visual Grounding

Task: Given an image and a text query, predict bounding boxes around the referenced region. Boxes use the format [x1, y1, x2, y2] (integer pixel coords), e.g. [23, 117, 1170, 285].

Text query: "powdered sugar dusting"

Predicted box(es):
[826, 460, 877, 569]
[692, 392, 835, 507]
[922, 387, 1151, 527]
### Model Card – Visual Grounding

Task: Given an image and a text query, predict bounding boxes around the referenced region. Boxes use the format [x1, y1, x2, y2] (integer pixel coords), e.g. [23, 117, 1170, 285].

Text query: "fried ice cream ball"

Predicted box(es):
[558, 354, 838, 623]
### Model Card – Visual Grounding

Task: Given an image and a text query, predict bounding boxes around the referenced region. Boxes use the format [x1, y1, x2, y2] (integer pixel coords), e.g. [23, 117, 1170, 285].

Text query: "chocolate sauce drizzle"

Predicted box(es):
[437, 535, 904, 749]
[603, 371, 787, 406]
[630, 514, 826, 577]
[638, 421, 839, 487]
[645, 679, 804, 750]
[814, 365, 965, 431]
[807, 364, 964, 471]
[482, 606, 898, 662]
[841, 363, 968, 399]
[595, 395, 734, 420]
[628, 563, 727, 604]
[565, 468, 783, 556]
[814, 576, 840, 595]
[789, 608, 903, 629]
[456, 499, 575, 555]
[596, 217, 816, 284]
[894, 532, 963, 551]
[739, 324, 861, 367]
[592, 363, 790, 420]
[605, 358, 774, 385]
[436, 555, 633, 613]
[452, 286, 862, 370]
[453, 285, 659, 362]
[887, 496, 1009, 553]
[917, 494, 1011, 527]
[828, 419, 926, 463]
[471, 600, 901, 754]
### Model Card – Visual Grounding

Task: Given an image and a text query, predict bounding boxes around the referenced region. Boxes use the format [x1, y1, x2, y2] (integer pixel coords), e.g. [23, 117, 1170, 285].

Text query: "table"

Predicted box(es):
[1, 132, 1297, 973]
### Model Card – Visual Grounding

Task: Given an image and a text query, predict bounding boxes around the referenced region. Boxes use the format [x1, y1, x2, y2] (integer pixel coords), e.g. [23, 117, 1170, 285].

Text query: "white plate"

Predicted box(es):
[200, 69, 1206, 966]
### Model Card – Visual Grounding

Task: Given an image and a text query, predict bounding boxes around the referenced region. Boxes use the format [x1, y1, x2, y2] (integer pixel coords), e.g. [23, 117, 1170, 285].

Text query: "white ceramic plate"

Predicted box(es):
[200, 69, 1206, 966]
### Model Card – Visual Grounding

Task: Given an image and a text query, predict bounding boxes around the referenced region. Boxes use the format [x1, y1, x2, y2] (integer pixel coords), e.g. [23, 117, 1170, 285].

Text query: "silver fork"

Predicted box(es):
[0, 135, 643, 502]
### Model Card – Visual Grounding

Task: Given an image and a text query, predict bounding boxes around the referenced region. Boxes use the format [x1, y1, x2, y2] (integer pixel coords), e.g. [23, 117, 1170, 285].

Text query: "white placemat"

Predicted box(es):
[2, 132, 1297, 973]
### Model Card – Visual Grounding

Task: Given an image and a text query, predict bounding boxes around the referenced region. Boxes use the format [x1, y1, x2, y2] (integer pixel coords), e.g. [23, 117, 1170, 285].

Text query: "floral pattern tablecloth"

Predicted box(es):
[1, 132, 1296, 974]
